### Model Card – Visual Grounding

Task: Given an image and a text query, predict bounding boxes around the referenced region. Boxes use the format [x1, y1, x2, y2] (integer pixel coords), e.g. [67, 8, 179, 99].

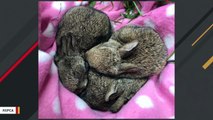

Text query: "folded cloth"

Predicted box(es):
[38, 1, 175, 119]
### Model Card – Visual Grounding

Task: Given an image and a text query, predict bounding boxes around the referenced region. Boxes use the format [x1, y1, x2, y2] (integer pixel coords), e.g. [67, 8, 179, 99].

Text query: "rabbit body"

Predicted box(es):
[80, 69, 147, 113]
[86, 25, 167, 79]
[56, 6, 112, 54]
[54, 6, 112, 94]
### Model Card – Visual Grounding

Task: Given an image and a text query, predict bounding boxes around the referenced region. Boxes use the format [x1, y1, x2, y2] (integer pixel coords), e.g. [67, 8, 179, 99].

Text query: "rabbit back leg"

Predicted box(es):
[109, 94, 127, 113]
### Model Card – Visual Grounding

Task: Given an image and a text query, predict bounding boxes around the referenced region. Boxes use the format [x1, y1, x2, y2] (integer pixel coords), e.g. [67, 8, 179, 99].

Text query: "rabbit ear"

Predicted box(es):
[119, 40, 138, 58]
[60, 33, 78, 56]
[118, 63, 141, 74]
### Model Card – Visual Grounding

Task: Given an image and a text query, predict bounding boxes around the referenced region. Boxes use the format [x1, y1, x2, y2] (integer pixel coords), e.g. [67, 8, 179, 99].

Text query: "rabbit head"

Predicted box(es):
[85, 39, 141, 76]
[56, 55, 88, 94]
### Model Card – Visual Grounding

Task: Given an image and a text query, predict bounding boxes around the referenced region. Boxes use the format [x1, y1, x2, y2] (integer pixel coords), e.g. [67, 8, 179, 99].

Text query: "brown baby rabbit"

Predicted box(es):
[54, 6, 112, 94]
[80, 69, 147, 113]
[86, 25, 167, 79]
[55, 6, 112, 54]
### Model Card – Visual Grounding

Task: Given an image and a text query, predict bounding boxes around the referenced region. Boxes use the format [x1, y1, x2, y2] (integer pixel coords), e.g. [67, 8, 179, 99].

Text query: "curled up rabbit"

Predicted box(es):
[86, 25, 168, 79]
[80, 69, 147, 113]
[54, 6, 112, 94]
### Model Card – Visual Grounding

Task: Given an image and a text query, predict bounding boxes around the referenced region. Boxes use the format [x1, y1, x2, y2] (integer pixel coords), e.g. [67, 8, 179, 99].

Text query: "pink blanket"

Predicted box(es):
[38, 1, 175, 119]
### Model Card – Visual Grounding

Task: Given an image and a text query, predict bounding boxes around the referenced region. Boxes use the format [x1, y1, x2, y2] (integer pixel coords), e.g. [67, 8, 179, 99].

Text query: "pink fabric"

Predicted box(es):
[38, 1, 175, 119]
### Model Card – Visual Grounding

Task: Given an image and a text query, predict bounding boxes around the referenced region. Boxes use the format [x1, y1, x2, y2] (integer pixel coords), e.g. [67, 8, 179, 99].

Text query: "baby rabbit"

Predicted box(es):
[54, 6, 112, 94]
[86, 25, 167, 79]
[80, 69, 147, 113]
[55, 6, 112, 54]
